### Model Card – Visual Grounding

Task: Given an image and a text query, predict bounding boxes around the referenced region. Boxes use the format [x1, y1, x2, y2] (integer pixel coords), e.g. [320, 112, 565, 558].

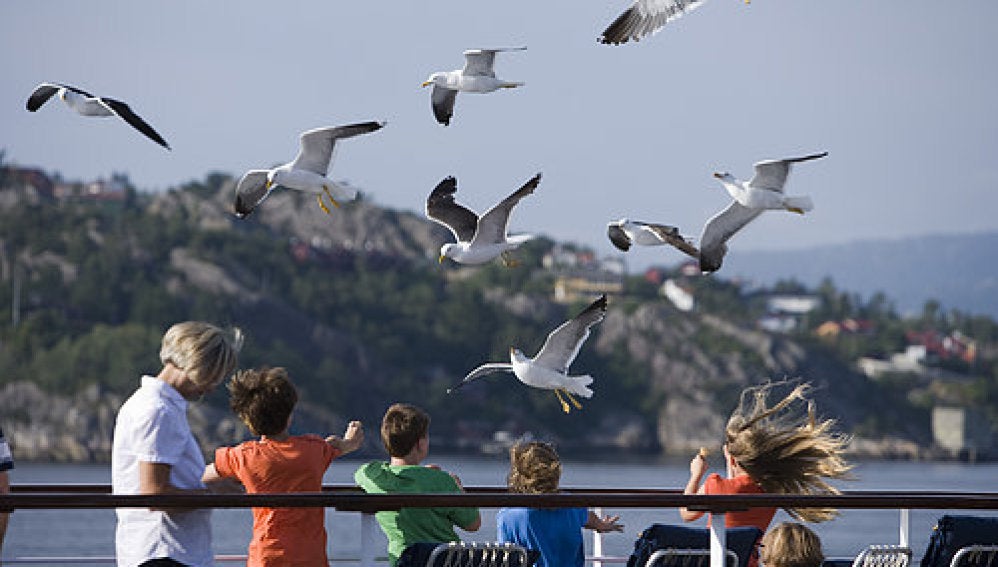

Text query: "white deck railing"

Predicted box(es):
[4, 485, 998, 566]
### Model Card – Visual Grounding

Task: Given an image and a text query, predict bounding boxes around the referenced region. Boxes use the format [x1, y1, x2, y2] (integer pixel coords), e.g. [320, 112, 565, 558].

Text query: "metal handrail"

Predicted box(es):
[4, 487, 998, 512]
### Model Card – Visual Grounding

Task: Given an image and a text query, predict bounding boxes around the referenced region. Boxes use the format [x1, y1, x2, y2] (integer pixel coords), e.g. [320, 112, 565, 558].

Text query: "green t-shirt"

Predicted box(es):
[354, 461, 480, 566]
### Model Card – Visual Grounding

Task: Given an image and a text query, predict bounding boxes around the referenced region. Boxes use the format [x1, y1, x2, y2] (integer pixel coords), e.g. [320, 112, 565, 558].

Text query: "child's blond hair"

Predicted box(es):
[725, 381, 852, 522]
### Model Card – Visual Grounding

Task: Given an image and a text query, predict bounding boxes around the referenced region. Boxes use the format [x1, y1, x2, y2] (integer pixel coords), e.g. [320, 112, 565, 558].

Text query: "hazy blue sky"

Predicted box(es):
[2, 1, 996, 267]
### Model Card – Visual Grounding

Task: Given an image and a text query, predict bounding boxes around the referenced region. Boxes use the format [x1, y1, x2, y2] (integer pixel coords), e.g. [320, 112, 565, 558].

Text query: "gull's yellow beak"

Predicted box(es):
[438, 254, 446, 263]
[265, 180, 273, 189]
[712, 172, 723, 179]
[421, 80, 433, 88]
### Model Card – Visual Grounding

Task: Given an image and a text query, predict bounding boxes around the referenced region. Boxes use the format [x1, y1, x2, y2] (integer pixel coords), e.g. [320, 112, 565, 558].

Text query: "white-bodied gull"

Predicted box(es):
[26, 82, 170, 149]
[599, 0, 750, 45]
[233, 121, 385, 218]
[421, 47, 526, 126]
[607, 218, 699, 256]
[448, 294, 607, 413]
[698, 152, 827, 271]
[426, 173, 540, 266]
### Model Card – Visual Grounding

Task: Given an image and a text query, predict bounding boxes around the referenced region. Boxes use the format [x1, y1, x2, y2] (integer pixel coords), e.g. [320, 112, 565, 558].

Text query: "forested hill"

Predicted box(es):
[1, 170, 996, 462]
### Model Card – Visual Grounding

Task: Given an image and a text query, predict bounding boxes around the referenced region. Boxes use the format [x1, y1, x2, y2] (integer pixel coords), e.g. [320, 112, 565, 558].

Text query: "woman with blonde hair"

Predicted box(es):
[498, 441, 623, 567]
[112, 321, 243, 567]
[679, 382, 851, 566]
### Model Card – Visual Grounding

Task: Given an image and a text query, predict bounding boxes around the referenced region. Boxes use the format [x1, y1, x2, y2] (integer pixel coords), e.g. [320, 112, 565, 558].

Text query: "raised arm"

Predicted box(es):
[679, 449, 709, 522]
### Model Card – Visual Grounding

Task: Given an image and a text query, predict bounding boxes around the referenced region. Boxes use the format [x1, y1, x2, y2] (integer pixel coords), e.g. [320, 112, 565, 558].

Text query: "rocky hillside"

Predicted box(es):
[0, 170, 970, 462]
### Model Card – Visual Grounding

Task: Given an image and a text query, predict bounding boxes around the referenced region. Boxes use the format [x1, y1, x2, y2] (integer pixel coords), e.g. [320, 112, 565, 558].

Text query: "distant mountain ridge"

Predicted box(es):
[721, 232, 998, 318]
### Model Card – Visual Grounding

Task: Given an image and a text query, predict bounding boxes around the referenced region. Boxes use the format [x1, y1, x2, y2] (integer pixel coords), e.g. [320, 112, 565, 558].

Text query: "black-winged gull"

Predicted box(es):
[448, 294, 607, 414]
[421, 47, 526, 126]
[26, 82, 170, 149]
[599, 0, 750, 45]
[607, 218, 699, 255]
[233, 121, 385, 218]
[426, 173, 540, 266]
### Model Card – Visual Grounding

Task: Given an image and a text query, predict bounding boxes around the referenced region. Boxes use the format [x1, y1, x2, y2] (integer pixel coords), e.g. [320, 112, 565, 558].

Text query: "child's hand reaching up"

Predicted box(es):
[326, 420, 364, 454]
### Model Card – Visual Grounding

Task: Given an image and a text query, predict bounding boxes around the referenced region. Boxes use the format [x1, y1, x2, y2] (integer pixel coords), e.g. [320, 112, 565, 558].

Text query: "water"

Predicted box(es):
[5, 457, 998, 565]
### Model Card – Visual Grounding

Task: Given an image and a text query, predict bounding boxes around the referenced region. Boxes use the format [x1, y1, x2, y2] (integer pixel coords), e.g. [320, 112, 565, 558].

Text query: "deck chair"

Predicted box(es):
[645, 547, 739, 567]
[950, 546, 998, 567]
[399, 541, 539, 567]
[850, 545, 912, 567]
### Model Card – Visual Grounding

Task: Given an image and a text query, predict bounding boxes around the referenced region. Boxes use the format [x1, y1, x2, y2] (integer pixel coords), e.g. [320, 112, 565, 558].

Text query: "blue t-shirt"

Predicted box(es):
[497, 507, 588, 567]
[0, 427, 13, 472]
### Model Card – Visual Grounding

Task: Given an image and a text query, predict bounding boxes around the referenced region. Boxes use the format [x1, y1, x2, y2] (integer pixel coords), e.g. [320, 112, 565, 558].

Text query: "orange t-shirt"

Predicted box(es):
[703, 473, 772, 567]
[702, 473, 775, 530]
[214, 435, 342, 567]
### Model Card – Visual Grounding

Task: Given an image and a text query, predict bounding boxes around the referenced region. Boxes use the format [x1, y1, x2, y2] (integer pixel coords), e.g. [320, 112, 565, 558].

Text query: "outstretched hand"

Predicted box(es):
[326, 420, 364, 454]
[587, 511, 624, 533]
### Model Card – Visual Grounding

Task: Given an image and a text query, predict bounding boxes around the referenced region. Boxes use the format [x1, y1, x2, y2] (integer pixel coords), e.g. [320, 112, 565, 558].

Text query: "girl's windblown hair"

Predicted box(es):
[725, 381, 853, 522]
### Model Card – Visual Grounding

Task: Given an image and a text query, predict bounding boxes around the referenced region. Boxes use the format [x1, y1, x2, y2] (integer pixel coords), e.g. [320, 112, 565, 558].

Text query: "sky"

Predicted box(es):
[2, 1, 997, 269]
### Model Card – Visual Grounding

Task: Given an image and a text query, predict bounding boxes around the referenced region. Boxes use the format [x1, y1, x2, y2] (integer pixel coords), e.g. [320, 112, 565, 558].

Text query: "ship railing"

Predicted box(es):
[5, 485, 998, 566]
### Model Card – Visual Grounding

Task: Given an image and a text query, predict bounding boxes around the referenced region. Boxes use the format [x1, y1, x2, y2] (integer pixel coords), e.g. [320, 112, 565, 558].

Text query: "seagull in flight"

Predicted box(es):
[421, 47, 526, 126]
[426, 173, 540, 266]
[448, 295, 607, 413]
[25, 82, 170, 149]
[607, 218, 699, 256]
[599, 0, 750, 46]
[233, 121, 385, 218]
[698, 152, 827, 271]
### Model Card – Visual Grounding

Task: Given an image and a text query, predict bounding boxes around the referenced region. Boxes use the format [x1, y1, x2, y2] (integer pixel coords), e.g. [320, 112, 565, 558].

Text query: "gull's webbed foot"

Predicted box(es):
[564, 391, 583, 411]
[501, 251, 520, 268]
[322, 186, 342, 209]
[554, 389, 572, 414]
[317, 195, 332, 215]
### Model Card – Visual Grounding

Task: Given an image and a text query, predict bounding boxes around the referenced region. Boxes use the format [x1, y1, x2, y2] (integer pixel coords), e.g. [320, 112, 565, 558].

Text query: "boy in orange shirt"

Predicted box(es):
[203, 366, 363, 566]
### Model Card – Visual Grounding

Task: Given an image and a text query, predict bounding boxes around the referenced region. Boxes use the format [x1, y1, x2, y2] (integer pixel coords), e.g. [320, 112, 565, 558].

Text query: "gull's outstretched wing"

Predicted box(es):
[599, 0, 707, 45]
[233, 170, 273, 218]
[447, 363, 514, 393]
[426, 176, 479, 242]
[431, 85, 458, 126]
[25, 83, 64, 111]
[462, 47, 526, 77]
[607, 222, 633, 251]
[473, 173, 541, 246]
[698, 200, 761, 272]
[291, 121, 385, 176]
[749, 152, 827, 192]
[638, 221, 700, 258]
[533, 294, 607, 373]
[100, 98, 171, 149]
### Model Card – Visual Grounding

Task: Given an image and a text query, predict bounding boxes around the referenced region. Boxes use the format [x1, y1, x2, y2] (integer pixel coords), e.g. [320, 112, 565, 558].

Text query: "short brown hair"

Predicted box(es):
[760, 522, 824, 567]
[507, 441, 561, 494]
[228, 367, 298, 436]
[381, 403, 430, 458]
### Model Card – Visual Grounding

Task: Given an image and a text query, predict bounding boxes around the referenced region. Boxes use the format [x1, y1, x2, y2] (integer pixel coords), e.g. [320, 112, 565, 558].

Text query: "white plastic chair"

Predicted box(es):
[645, 548, 739, 567]
[950, 546, 998, 567]
[424, 541, 534, 567]
[850, 545, 912, 567]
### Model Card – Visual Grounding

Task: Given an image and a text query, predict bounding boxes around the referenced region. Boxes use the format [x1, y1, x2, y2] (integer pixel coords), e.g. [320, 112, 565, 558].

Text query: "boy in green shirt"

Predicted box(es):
[354, 403, 481, 566]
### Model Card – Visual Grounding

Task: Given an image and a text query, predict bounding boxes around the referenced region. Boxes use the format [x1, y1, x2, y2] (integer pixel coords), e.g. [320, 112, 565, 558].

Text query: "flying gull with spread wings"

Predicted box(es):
[607, 218, 699, 255]
[426, 173, 541, 266]
[421, 47, 526, 126]
[698, 152, 827, 271]
[26, 82, 170, 149]
[448, 294, 607, 413]
[233, 121, 385, 218]
[599, 0, 750, 45]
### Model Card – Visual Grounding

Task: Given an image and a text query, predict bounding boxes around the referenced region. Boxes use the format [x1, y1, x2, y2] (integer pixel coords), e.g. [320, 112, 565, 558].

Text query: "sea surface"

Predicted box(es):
[5, 457, 998, 565]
